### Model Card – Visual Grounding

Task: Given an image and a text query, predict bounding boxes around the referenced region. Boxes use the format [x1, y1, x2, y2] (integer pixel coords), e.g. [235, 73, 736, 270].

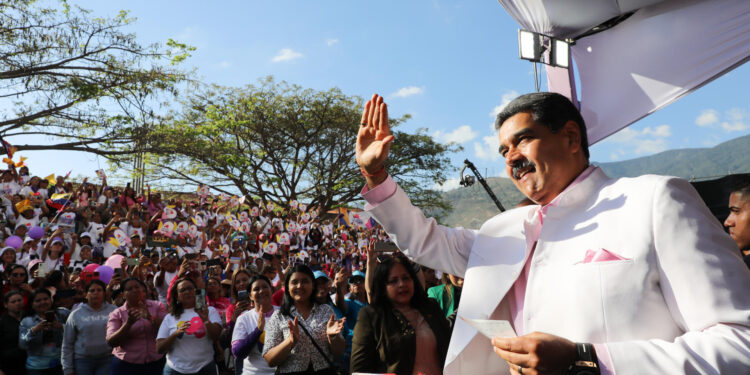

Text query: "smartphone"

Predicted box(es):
[199, 261, 207, 271]
[237, 290, 249, 302]
[374, 241, 399, 253]
[142, 249, 152, 257]
[44, 310, 56, 322]
[206, 258, 221, 267]
[229, 257, 241, 265]
[195, 289, 206, 310]
[126, 258, 140, 266]
[113, 268, 123, 277]
[184, 253, 198, 260]
[36, 264, 47, 278]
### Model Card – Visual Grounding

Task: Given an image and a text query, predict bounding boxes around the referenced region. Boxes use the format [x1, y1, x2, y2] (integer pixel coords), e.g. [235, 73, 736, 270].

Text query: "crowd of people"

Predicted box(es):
[0, 164, 463, 375]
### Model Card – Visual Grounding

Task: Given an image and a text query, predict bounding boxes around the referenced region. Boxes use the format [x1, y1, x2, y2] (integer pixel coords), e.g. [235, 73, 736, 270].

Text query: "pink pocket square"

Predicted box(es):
[581, 248, 629, 264]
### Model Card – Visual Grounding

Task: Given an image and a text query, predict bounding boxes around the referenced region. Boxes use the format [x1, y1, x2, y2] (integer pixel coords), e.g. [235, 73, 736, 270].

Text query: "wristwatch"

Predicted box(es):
[568, 343, 600, 375]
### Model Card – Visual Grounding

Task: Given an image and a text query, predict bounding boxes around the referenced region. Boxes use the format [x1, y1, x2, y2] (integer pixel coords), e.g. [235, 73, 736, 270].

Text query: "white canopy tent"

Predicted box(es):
[498, 0, 750, 144]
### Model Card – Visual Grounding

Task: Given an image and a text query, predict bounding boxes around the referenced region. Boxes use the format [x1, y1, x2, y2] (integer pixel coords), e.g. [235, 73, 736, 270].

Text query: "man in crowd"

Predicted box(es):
[725, 177, 750, 268]
[356, 92, 750, 374]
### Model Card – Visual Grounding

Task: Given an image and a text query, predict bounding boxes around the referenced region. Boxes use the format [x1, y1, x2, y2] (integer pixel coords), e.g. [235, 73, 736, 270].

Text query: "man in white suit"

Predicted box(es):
[355, 92, 750, 374]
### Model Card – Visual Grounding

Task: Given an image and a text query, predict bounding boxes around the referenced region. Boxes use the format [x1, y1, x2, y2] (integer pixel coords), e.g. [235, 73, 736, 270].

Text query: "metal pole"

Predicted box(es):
[463, 159, 505, 212]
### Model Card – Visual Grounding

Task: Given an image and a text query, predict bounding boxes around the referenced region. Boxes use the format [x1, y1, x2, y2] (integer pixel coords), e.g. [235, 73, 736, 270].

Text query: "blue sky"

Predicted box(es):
[18, 0, 750, 191]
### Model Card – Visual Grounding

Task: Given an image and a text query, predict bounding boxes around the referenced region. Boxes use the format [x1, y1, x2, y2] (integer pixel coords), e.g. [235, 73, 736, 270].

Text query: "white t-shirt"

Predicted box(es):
[157, 307, 222, 373]
[232, 307, 279, 375]
[155, 270, 179, 305]
[0, 181, 21, 195]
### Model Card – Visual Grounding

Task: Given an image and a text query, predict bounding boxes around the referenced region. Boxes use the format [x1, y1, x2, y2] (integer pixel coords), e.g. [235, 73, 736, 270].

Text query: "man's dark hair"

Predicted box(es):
[495, 92, 589, 159]
[729, 175, 750, 199]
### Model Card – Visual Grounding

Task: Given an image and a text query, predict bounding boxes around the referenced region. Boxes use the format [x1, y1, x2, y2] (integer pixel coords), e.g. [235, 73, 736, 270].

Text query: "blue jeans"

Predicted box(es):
[74, 356, 112, 375]
[163, 363, 217, 375]
[110, 356, 165, 375]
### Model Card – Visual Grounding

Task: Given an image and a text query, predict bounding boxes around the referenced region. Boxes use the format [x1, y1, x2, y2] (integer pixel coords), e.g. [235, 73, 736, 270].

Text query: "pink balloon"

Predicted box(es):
[6, 235, 22, 249]
[96, 265, 114, 284]
[104, 254, 124, 269]
[28, 226, 45, 240]
[83, 263, 99, 273]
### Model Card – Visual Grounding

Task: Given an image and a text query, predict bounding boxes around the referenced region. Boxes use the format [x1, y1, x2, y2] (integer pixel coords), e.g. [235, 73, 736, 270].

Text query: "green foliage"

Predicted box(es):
[0, 0, 191, 157]
[141, 77, 458, 214]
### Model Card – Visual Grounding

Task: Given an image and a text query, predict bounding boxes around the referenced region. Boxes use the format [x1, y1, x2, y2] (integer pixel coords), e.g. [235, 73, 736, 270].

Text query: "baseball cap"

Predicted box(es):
[313, 270, 330, 281]
[349, 270, 366, 283]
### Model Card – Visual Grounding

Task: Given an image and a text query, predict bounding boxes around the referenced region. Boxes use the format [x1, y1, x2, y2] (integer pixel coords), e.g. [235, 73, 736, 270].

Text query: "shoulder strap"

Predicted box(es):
[297, 318, 336, 368]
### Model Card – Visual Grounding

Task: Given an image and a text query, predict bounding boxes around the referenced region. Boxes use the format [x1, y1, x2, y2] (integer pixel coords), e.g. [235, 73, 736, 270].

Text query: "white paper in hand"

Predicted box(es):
[460, 316, 517, 339]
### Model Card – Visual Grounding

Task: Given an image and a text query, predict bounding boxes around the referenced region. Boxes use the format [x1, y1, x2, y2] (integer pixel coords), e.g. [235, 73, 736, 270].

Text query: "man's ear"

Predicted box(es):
[562, 120, 582, 155]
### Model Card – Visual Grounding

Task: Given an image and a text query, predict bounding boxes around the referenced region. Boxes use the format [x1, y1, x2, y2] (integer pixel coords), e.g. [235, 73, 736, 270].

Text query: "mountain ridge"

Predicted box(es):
[439, 134, 750, 228]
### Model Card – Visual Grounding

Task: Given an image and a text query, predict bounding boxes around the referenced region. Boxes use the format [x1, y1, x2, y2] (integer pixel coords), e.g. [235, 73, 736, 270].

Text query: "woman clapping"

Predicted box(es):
[263, 265, 346, 375]
[106, 278, 167, 375]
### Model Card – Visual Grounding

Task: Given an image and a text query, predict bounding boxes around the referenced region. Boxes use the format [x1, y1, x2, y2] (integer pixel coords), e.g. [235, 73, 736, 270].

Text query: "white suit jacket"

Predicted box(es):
[367, 167, 750, 374]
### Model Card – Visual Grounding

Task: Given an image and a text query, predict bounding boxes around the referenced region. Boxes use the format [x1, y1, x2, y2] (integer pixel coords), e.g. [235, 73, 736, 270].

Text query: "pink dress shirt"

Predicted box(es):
[107, 299, 167, 364]
[362, 169, 614, 374]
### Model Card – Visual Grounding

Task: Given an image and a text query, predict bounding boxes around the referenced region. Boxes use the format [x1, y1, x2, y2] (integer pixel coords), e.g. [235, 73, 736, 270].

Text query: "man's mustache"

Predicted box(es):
[511, 159, 536, 180]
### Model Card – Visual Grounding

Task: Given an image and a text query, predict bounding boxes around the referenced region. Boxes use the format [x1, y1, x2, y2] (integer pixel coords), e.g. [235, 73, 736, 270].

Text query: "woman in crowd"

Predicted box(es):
[231, 275, 278, 375]
[206, 276, 231, 319]
[156, 277, 223, 375]
[1, 246, 16, 272]
[219, 268, 252, 374]
[351, 255, 451, 375]
[263, 265, 346, 375]
[2, 264, 32, 310]
[427, 273, 463, 317]
[61, 279, 117, 375]
[1, 291, 27, 375]
[225, 268, 252, 324]
[19, 288, 70, 375]
[106, 277, 167, 375]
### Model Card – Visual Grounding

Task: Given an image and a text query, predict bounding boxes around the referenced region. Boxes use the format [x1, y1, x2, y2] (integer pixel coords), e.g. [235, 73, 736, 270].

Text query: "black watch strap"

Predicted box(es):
[568, 343, 600, 375]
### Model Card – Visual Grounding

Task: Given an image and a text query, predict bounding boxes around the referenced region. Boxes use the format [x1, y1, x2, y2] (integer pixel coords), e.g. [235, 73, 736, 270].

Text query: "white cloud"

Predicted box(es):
[390, 86, 424, 98]
[642, 124, 671, 137]
[473, 135, 501, 161]
[432, 125, 477, 144]
[271, 48, 303, 62]
[695, 109, 718, 127]
[604, 124, 671, 155]
[693, 108, 748, 132]
[326, 38, 339, 46]
[721, 108, 749, 132]
[489, 90, 519, 118]
[216, 60, 232, 69]
[432, 178, 460, 192]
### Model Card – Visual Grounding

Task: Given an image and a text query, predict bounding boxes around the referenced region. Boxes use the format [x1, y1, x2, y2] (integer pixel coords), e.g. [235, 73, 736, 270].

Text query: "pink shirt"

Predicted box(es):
[362, 169, 614, 374]
[107, 299, 167, 364]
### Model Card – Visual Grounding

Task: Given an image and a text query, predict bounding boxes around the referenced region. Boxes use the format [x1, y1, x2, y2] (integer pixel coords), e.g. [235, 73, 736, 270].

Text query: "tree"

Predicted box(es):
[0, 0, 192, 156]
[140, 77, 460, 215]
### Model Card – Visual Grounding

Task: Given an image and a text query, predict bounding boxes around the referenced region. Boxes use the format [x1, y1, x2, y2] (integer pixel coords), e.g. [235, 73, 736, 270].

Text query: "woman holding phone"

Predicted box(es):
[19, 288, 70, 375]
[106, 277, 167, 375]
[157, 277, 223, 375]
[231, 275, 278, 375]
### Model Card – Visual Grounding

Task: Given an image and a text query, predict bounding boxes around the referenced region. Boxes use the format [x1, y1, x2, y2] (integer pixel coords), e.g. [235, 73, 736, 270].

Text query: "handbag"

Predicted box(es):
[297, 320, 344, 375]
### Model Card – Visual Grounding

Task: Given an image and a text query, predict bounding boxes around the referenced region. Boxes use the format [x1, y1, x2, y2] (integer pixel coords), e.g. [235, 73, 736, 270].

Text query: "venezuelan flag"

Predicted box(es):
[46, 193, 72, 211]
